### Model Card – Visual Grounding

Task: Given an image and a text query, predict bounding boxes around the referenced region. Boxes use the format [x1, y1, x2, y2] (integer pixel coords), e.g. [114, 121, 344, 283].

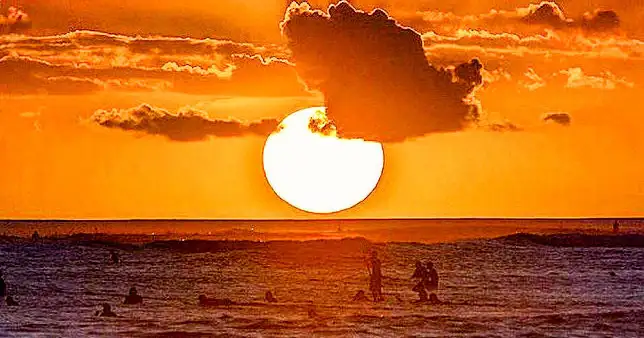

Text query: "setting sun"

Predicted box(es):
[263, 107, 384, 213]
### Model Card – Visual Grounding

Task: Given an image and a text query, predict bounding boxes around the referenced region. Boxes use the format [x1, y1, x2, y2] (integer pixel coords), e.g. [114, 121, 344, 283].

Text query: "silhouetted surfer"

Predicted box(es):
[6, 296, 18, 306]
[613, 220, 620, 233]
[366, 250, 383, 302]
[0, 270, 6, 297]
[96, 303, 117, 317]
[352, 290, 369, 302]
[265, 291, 277, 303]
[411, 261, 430, 301]
[110, 251, 119, 264]
[124, 286, 143, 305]
[32, 231, 40, 242]
[198, 294, 235, 306]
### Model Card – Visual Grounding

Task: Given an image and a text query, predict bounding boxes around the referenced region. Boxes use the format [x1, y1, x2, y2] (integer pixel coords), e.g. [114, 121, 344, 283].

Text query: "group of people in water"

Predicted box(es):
[2, 247, 442, 316]
[358, 250, 442, 304]
[97, 248, 443, 317]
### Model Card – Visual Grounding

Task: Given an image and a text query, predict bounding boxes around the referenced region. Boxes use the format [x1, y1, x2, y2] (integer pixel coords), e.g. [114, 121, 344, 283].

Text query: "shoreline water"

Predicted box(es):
[1, 223, 643, 337]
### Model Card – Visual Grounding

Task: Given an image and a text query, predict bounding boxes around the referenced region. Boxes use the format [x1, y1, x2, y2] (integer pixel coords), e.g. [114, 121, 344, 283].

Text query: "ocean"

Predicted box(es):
[0, 220, 643, 337]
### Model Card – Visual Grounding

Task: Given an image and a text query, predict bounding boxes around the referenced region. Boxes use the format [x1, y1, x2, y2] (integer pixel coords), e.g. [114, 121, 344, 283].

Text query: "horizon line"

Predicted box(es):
[1, 217, 642, 222]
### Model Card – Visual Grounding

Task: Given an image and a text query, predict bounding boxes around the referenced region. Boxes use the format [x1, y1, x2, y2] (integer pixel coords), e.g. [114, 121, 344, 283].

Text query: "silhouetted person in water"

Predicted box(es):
[366, 250, 383, 302]
[0, 270, 6, 297]
[6, 296, 18, 306]
[411, 260, 430, 300]
[32, 231, 40, 242]
[96, 303, 117, 317]
[613, 220, 620, 233]
[198, 294, 235, 306]
[352, 290, 369, 302]
[110, 251, 119, 264]
[426, 261, 439, 292]
[264, 291, 277, 303]
[124, 286, 143, 305]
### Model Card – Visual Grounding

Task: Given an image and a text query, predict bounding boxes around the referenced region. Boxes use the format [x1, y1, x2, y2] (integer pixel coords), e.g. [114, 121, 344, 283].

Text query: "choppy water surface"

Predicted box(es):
[1, 236, 643, 337]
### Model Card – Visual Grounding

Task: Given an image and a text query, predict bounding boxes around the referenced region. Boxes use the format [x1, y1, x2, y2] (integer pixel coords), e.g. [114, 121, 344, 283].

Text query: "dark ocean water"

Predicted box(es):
[1, 231, 643, 337]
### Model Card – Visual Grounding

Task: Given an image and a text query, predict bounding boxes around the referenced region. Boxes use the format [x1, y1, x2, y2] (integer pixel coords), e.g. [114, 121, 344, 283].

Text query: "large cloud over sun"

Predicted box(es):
[92, 104, 279, 141]
[281, 1, 484, 142]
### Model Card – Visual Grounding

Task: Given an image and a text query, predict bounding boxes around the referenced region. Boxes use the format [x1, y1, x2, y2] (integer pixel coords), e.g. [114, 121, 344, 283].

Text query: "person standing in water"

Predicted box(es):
[426, 261, 439, 292]
[411, 261, 430, 301]
[366, 250, 383, 302]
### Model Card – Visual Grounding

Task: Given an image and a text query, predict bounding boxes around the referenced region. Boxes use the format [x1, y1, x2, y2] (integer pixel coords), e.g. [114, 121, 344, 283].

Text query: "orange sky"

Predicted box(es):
[1, 1, 643, 219]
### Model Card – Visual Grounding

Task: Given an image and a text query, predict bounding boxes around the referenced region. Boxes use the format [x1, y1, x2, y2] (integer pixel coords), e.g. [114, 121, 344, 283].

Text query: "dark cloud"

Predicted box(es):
[0, 7, 31, 35]
[281, 1, 483, 142]
[582, 10, 620, 33]
[543, 112, 571, 126]
[92, 104, 279, 141]
[523, 2, 620, 33]
[487, 121, 522, 132]
[521, 2, 570, 28]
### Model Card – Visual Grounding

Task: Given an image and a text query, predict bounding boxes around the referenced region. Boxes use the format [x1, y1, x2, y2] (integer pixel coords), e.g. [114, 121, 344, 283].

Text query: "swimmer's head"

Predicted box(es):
[129, 287, 137, 295]
[426, 261, 434, 269]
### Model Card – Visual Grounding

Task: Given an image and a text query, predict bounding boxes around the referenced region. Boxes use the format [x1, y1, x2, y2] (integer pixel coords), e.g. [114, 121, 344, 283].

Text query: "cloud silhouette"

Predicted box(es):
[487, 121, 522, 132]
[581, 10, 620, 33]
[0, 7, 31, 35]
[281, 1, 483, 142]
[92, 104, 279, 141]
[543, 113, 571, 126]
[523, 2, 620, 32]
[521, 2, 570, 27]
[409, 2, 621, 35]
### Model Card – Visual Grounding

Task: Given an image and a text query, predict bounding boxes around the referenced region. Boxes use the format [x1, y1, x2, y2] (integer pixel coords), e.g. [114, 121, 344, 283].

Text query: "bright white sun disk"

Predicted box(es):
[263, 107, 384, 214]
